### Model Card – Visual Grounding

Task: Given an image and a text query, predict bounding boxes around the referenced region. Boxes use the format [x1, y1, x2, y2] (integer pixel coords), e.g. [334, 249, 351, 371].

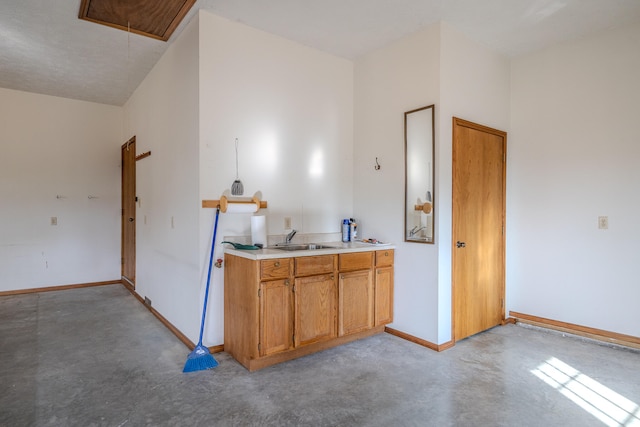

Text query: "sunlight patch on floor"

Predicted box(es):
[532, 357, 640, 426]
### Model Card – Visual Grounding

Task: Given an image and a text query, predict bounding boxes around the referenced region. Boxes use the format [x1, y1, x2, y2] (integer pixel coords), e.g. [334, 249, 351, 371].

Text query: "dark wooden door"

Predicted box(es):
[121, 136, 136, 288]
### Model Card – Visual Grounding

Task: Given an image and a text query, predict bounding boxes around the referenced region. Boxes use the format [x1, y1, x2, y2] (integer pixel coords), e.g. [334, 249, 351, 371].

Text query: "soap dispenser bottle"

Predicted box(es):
[349, 218, 357, 242]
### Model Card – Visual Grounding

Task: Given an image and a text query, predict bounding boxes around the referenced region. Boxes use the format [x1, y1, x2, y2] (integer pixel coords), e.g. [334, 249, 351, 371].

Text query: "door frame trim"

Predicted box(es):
[451, 117, 507, 342]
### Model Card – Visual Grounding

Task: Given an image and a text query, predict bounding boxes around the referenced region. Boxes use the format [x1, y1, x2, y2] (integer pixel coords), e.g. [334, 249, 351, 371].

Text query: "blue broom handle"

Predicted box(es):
[198, 206, 220, 346]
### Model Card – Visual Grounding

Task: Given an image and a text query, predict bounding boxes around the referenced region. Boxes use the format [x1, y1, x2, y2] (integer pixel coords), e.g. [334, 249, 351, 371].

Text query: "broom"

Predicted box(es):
[183, 206, 221, 372]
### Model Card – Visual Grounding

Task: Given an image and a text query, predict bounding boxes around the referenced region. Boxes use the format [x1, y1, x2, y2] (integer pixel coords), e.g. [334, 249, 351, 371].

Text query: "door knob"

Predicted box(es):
[456, 241, 466, 248]
[128, 218, 135, 222]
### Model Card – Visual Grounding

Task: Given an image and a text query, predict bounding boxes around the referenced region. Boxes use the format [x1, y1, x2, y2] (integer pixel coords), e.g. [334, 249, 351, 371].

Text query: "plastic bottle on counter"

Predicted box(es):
[342, 219, 350, 242]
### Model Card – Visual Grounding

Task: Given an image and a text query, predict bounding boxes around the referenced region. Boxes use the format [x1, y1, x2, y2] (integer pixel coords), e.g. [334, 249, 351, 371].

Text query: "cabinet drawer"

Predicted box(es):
[375, 250, 394, 267]
[295, 255, 335, 277]
[261, 258, 292, 280]
[339, 252, 373, 271]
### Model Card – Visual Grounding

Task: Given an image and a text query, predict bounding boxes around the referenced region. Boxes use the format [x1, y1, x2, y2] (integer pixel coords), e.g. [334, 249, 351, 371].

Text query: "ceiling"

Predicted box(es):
[1, 0, 640, 106]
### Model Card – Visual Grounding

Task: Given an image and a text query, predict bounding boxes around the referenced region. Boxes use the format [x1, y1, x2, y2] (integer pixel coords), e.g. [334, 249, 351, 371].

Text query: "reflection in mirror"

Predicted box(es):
[405, 105, 435, 243]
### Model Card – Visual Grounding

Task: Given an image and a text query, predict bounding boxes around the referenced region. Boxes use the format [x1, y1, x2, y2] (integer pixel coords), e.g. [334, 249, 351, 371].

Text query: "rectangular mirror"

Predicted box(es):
[404, 105, 435, 243]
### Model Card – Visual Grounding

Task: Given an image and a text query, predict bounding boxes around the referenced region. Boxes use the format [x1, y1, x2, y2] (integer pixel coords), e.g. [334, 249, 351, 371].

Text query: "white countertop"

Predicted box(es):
[223, 241, 395, 260]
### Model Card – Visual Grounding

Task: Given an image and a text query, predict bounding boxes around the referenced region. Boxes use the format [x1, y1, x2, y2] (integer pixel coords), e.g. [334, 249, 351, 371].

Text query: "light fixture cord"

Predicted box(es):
[127, 21, 131, 97]
[235, 138, 240, 179]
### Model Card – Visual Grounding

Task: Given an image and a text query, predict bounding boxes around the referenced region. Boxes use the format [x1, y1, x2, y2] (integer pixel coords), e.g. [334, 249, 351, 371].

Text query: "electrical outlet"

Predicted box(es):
[598, 216, 608, 229]
[284, 217, 292, 229]
[50, 217, 57, 226]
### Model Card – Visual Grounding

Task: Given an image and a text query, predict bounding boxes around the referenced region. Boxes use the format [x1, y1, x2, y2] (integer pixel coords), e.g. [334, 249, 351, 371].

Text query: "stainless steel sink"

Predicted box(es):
[272, 243, 338, 251]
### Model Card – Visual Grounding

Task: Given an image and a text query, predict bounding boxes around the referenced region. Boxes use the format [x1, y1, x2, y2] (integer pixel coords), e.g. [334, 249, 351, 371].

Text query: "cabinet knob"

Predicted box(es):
[384, 251, 388, 256]
[274, 261, 280, 267]
[284, 280, 290, 286]
[330, 275, 335, 280]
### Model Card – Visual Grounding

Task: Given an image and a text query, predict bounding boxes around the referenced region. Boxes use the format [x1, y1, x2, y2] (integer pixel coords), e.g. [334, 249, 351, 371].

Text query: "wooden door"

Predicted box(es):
[338, 270, 373, 336]
[294, 274, 337, 347]
[452, 118, 506, 341]
[259, 279, 293, 356]
[121, 136, 136, 288]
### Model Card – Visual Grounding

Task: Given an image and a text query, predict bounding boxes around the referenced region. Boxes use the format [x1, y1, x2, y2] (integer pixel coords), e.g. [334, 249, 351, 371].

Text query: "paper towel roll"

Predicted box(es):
[224, 202, 259, 214]
[251, 215, 267, 247]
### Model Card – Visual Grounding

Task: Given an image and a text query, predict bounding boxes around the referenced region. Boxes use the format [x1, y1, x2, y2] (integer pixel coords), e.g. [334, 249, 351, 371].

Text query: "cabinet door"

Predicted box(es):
[375, 266, 394, 326]
[294, 274, 337, 347]
[259, 279, 292, 356]
[338, 270, 373, 336]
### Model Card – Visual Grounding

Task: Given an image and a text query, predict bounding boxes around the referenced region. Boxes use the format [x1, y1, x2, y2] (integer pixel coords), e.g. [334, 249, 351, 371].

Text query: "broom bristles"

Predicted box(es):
[183, 344, 219, 373]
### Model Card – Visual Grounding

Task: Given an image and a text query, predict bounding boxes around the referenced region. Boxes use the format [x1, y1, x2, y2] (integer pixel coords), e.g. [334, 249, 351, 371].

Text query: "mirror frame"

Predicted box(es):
[404, 104, 435, 244]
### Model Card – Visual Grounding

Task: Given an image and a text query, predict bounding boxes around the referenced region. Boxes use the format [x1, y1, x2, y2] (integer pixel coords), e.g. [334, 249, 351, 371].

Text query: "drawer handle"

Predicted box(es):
[385, 251, 389, 256]
[274, 261, 280, 267]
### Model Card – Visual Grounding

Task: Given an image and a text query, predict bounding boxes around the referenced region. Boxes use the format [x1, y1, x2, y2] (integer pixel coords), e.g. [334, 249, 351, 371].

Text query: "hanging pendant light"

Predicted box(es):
[231, 138, 244, 196]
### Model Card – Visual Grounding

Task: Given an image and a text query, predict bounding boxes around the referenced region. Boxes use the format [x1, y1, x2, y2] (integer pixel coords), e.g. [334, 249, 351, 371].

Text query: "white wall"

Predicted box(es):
[354, 24, 441, 343]
[123, 15, 202, 341]
[0, 88, 122, 292]
[353, 22, 510, 345]
[122, 11, 354, 346]
[198, 11, 354, 345]
[508, 23, 640, 337]
[438, 23, 511, 343]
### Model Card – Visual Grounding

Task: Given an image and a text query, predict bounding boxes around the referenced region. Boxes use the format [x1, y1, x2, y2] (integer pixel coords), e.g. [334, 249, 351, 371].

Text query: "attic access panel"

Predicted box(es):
[79, 0, 196, 42]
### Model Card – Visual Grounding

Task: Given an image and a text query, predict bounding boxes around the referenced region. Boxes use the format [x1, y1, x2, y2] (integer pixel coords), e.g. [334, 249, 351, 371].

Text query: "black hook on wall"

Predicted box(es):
[374, 157, 381, 170]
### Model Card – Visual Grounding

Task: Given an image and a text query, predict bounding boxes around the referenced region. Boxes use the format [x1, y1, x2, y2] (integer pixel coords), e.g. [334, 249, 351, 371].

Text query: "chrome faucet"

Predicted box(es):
[409, 226, 425, 237]
[285, 229, 297, 244]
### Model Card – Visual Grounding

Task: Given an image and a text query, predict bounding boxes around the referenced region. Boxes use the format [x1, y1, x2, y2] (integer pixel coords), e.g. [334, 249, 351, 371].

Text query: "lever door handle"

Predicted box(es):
[456, 241, 466, 248]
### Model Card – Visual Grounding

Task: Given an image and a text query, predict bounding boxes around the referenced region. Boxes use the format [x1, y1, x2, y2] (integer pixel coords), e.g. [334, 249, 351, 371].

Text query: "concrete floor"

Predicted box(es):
[1, 284, 639, 427]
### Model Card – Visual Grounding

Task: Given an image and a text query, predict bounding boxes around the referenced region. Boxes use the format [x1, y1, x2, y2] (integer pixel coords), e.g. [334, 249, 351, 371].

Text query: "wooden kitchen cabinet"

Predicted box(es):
[338, 269, 373, 336]
[258, 258, 293, 356]
[259, 278, 292, 356]
[293, 254, 336, 346]
[294, 273, 337, 346]
[374, 250, 394, 326]
[338, 252, 374, 336]
[224, 248, 393, 371]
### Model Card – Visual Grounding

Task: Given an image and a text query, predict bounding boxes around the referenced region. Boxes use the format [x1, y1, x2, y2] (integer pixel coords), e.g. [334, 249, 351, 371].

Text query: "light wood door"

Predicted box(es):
[452, 118, 506, 341]
[259, 279, 293, 356]
[121, 136, 136, 287]
[338, 270, 373, 336]
[374, 266, 394, 326]
[294, 274, 337, 347]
